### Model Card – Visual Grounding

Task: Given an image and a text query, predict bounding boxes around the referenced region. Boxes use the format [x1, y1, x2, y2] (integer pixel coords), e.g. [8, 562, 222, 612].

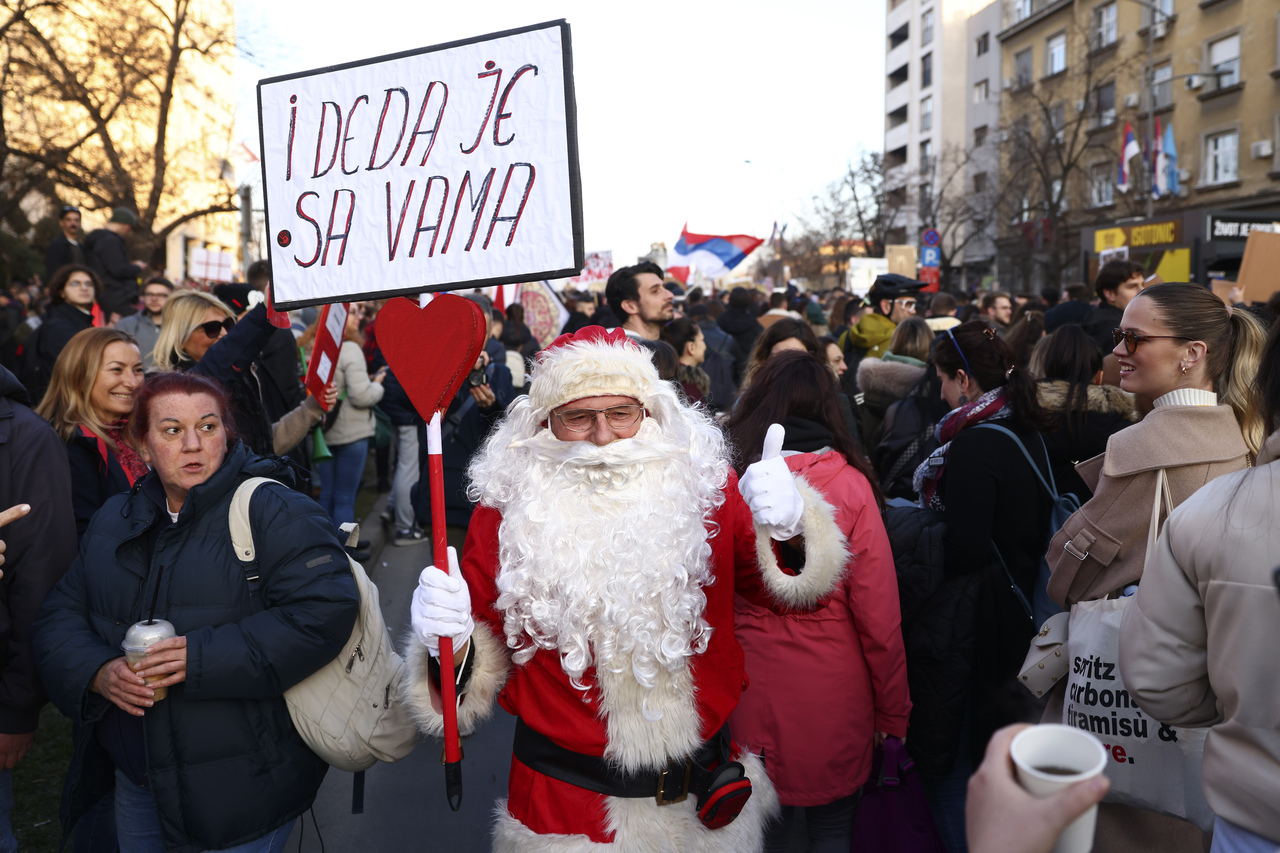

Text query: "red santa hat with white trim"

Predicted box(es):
[527, 326, 663, 418]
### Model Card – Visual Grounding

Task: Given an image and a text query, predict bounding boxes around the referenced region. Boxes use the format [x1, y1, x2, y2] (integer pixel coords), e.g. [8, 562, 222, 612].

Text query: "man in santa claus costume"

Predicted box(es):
[405, 326, 849, 852]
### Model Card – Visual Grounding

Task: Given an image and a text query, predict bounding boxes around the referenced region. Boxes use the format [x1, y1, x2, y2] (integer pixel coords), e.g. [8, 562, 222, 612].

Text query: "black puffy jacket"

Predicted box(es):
[33, 443, 359, 853]
[883, 502, 981, 779]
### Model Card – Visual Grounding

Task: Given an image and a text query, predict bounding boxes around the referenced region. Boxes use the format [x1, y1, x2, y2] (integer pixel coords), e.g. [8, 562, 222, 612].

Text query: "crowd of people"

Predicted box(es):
[0, 234, 1277, 853]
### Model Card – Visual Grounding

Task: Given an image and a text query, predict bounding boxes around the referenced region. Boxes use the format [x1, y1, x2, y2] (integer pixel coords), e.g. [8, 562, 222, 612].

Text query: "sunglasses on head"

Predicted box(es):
[198, 317, 235, 338]
[1111, 328, 1193, 354]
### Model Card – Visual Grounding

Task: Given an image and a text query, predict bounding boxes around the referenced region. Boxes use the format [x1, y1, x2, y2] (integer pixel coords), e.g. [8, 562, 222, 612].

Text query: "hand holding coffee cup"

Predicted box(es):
[122, 619, 187, 702]
[967, 724, 1110, 853]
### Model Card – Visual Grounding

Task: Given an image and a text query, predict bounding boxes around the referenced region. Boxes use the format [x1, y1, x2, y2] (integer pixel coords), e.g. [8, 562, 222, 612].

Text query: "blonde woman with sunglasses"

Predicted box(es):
[1045, 282, 1264, 853]
[153, 290, 329, 460]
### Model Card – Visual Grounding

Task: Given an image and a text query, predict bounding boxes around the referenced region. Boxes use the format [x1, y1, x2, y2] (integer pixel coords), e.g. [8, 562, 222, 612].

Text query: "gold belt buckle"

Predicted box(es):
[655, 759, 692, 805]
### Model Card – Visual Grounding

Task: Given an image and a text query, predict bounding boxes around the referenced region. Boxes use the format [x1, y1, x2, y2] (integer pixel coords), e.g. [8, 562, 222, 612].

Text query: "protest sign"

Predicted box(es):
[305, 302, 348, 406]
[560, 250, 613, 290]
[258, 20, 584, 309]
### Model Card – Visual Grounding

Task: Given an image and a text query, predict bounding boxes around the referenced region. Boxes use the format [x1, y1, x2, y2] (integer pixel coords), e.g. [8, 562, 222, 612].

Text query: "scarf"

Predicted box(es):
[781, 415, 834, 454]
[912, 388, 1011, 509]
[91, 422, 149, 485]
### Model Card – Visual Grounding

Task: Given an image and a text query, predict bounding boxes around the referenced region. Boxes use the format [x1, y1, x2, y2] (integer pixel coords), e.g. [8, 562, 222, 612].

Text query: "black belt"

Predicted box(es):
[512, 717, 731, 805]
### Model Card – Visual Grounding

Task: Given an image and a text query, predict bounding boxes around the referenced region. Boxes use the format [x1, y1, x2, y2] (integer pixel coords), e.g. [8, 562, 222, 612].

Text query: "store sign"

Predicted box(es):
[1092, 219, 1181, 253]
[1206, 215, 1280, 241]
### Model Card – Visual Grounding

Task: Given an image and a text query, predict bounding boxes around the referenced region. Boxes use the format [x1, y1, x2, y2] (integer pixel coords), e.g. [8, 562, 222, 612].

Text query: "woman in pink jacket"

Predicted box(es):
[725, 349, 912, 853]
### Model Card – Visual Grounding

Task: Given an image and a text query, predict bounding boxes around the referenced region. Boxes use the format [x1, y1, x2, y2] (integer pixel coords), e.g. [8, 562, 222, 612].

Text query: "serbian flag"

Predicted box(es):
[1117, 122, 1141, 194]
[666, 225, 764, 284]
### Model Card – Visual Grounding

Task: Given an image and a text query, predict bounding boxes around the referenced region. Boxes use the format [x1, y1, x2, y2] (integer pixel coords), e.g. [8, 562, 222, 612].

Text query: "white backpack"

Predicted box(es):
[228, 478, 418, 772]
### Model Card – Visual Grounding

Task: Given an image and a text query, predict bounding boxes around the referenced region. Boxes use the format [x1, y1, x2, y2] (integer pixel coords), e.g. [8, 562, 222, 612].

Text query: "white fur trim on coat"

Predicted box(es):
[528, 337, 663, 417]
[491, 750, 779, 853]
[754, 475, 848, 609]
[403, 621, 510, 738]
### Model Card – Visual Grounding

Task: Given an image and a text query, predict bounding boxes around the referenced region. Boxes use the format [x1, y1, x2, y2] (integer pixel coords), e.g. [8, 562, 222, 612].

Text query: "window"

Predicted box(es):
[922, 9, 934, 45]
[1046, 33, 1066, 75]
[1012, 195, 1032, 224]
[919, 183, 933, 217]
[974, 79, 989, 103]
[974, 172, 988, 194]
[1015, 48, 1033, 87]
[1142, 0, 1173, 26]
[922, 53, 933, 88]
[1092, 2, 1117, 49]
[1092, 82, 1116, 128]
[974, 125, 989, 147]
[1152, 63, 1173, 109]
[1208, 34, 1240, 89]
[921, 96, 933, 131]
[1090, 162, 1115, 206]
[1013, 0, 1032, 23]
[976, 33, 989, 56]
[1205, 130, 1238, 183]
[1048, 104, 1066, 143]
[920, 139, 934, 171]
[1052, 178, 1068, 211]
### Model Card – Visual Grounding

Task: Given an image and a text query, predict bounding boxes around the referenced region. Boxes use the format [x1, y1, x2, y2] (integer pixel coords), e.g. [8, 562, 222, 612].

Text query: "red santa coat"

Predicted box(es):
[729, 451, 912, 806]
[405, 469, 850, 851]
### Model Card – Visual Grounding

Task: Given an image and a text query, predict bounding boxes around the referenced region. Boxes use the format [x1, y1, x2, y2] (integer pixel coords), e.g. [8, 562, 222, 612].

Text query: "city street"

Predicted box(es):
[286, 500, 515, 853]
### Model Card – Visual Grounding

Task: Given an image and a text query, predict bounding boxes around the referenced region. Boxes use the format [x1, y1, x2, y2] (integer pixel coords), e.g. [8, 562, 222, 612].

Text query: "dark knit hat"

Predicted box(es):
[109, 207, 138, 227]
[213, 283, 255, 314]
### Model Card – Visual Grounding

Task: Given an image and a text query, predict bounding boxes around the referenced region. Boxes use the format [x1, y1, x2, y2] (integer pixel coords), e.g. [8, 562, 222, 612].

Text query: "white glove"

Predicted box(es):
[410, 546, 474, 658]
[739, 424, 805, 540]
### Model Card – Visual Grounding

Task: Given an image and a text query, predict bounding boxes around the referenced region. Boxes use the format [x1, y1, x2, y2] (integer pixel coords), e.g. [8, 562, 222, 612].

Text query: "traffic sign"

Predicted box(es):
[922, 228, 941, 248]
[919, 266, 941, 292]
[921, 246, 941, 267]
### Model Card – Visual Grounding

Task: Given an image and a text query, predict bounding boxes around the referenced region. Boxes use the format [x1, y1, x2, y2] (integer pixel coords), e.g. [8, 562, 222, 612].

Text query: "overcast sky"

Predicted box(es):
[235, 0, 885, 268]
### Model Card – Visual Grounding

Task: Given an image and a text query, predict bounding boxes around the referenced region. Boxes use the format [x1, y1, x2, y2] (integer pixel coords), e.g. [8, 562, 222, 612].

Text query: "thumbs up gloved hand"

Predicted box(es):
[410, 546, 474, 658]
[739, 424, 805, 541]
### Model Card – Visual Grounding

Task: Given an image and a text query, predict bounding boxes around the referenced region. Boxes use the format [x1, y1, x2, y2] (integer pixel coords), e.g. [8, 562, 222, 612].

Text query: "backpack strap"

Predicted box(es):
[228, 477, 283, 612]
[972, 422, 1059, 500]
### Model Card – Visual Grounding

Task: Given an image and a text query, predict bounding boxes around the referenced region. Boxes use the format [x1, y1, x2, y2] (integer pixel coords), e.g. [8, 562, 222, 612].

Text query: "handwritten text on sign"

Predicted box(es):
[258, 21, 580, 308]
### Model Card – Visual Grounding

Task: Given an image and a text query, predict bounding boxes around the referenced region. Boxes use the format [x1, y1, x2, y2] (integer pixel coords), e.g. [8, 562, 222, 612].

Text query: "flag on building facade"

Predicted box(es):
[1162, 122, 1179, 197]
[1117, 122, 1141, 194]
[1152, 117, 1167, 199]
[666, 225, 764, 284]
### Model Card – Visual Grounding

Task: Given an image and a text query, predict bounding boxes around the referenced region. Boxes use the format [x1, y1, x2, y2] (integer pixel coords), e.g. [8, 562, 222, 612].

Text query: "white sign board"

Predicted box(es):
[257, 20, 584, 309]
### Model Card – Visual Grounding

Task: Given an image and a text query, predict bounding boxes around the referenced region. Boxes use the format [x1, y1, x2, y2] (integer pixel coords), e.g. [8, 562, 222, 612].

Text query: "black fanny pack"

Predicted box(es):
[512, 718, 753, 828]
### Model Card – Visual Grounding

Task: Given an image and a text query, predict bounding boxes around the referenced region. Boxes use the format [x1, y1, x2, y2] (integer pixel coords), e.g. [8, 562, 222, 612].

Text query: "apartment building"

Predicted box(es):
[963, 1, 1004, 285]
[993, 0, 1280, 289]
[884, 0, 1005, 286]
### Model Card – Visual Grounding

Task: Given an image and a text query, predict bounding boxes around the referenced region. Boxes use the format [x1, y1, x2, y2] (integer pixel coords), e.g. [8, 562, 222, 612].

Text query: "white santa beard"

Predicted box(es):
[478, 417, 728, 769]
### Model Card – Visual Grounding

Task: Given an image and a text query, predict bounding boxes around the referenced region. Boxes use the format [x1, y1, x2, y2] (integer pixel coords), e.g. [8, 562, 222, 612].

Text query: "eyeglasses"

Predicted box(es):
[894, 298, 917, 310]
[198, 317, 235, 338]
[552, 404, 646, 432]
[64, 280, 94, 290]
[1112, 328, 1194, 355]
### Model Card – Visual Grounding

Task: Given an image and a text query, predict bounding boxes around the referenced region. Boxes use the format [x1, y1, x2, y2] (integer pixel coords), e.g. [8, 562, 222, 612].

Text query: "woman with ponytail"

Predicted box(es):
[910, 320, 1056, 852]
[1045, 282, 1262, 853]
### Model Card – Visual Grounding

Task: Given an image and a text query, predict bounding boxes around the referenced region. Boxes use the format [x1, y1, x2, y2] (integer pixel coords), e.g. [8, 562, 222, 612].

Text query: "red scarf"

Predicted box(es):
[915, 389, 1011, 509]
[82, 423, 149, 486]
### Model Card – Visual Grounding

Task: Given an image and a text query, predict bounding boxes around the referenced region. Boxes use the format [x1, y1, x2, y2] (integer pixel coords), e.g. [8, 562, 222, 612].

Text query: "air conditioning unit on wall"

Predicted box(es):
[1003, 77, 1014, 90]
[1250, 140, 1274, 160]
[1122, 93, 1140, 109]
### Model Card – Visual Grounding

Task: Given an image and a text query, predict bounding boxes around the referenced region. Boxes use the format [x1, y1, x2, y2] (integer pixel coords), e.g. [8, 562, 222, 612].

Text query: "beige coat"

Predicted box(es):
[1118, 429, 1280, 844]
[1047, 404, 1249, 607]
[323, 340, 383, 446]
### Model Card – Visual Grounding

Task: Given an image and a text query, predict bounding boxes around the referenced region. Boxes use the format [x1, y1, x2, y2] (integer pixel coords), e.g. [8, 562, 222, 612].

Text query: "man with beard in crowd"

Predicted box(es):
[404, 326, 849, 852]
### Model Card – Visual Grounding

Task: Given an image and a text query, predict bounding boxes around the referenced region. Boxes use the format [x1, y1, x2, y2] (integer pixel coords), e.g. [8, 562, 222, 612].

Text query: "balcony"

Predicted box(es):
[886, 78, 910, 113]
[886, 40, 911, 76]
[887, 0, 911, 40]
[998, 0, 1071, 40]
[885, 122, 910, 154]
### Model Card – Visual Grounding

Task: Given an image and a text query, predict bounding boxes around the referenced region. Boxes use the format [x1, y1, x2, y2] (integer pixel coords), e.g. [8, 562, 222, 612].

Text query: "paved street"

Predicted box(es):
[286, 500, 515, 853]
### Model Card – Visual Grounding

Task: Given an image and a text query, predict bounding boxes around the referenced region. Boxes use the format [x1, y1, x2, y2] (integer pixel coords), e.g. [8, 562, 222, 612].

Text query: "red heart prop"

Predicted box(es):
[378, 295, 488, 417]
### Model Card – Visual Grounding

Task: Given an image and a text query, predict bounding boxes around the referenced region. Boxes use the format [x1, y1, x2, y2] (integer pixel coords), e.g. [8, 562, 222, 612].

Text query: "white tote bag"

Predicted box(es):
[1061, 469, 1214, 832]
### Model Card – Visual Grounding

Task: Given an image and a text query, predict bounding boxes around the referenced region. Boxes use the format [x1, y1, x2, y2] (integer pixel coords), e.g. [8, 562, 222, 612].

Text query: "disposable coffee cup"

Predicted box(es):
[121, 619, 176, 702]
[1011, 724, 1108, 853]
